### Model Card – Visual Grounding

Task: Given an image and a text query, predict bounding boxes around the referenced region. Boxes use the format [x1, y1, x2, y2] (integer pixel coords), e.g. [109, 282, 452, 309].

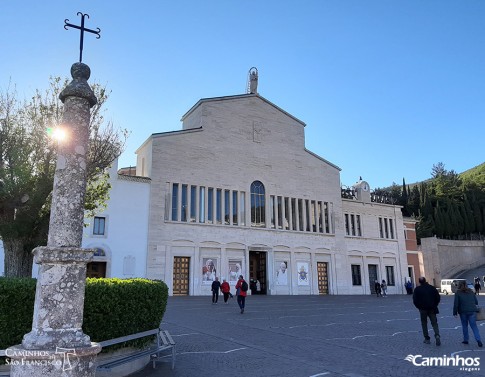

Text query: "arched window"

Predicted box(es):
[93, 248, 106, 257]
[250, 181, 266, 227]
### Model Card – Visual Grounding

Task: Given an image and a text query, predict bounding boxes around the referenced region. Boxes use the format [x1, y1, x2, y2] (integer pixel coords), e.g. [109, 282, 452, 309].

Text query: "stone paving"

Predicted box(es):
[130, 293, 485, 377]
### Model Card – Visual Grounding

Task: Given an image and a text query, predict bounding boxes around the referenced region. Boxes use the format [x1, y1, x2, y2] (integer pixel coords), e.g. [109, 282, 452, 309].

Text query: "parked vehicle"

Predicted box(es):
[440, 279, 467, 295]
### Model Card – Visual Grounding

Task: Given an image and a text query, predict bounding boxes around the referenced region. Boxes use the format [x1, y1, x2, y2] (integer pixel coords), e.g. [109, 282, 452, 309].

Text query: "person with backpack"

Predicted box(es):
[235, 275, 248, 314]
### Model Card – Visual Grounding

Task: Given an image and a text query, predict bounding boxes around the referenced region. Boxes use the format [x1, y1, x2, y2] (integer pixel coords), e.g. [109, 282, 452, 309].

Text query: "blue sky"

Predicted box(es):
[1, 1, 484, 189]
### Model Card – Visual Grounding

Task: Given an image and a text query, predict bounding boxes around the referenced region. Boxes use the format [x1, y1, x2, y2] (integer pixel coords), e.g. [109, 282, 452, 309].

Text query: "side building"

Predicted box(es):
[81, 160, 151, 278]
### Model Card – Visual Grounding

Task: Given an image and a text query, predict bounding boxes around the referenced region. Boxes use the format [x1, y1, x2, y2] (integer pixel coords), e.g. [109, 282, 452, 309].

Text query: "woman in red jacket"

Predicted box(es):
[220, 278, 232, 304]
[235, 275, 248, 314]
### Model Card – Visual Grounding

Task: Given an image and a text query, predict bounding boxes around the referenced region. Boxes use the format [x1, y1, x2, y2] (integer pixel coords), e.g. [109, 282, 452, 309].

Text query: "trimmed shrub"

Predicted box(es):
[83, 278, 168, 348]
[0, 277, 36, 350]
[0, 277, 168, 352]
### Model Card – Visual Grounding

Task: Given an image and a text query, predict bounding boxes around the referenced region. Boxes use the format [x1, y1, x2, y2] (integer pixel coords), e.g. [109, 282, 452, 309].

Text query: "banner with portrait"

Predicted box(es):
[276, 261, 288, 285]
[297, 262, 309, 286]
[202, 258, 217, 284]
[228, 260, 242, 283]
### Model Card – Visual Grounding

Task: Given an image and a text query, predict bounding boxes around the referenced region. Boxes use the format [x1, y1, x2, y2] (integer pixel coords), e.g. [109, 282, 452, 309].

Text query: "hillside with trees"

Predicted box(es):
[372, 162, 485, 242]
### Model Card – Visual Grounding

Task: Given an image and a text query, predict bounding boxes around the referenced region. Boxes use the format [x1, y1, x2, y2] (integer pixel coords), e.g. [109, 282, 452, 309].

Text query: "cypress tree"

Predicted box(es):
[434, 205, 443, 238]
[473, 198, 483, 234]
[453, 201, 465, 237]
[459, 202, 470, 236]
[402, 178, 408, 205]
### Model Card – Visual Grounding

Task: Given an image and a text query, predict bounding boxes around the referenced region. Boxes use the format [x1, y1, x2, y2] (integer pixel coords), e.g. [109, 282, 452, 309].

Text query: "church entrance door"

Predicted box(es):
[317, 262, 329, 295]
[249, 251, 267, 294]
[173, 256, 190, 296]
[368, 264, 378, 294]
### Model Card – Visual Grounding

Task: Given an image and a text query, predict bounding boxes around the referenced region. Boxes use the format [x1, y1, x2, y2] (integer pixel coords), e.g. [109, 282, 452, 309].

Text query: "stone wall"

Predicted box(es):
[420, 237, 485, 286]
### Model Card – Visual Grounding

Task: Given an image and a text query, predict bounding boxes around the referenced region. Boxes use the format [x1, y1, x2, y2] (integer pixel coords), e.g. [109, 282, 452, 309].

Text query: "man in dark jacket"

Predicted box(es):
[211, 277, 221, 304]
[413, 277, 441, 346]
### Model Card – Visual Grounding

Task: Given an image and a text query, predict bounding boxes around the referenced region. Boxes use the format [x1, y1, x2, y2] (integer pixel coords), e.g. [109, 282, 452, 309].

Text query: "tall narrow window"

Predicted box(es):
[240, 191, 246, 226]
[250, 181, 266, 227]
[216, 189, 222, 224]
[344, 214, 350, 235]
[284, 197, 290, 230]
[305, 200, 311, 231]
[277, 196, 283, 229]
[270, 196, 275, 228]
[386, 266, 395, 286]
[190, 185, 197, 222]
[356, 214, 362, 236]
[389, 219, 394, 239]
[207, 188, 213, 223]
[310, 201, 316, 232]
[232, 191, 238, 225]
[224, 189, 230, 225]
[324, 202, 330, 233]
[379, 217, 384, 238]
[351, 265, 362, 286]
[171, 183, 179, 221]
[384, 218, 389, 238]
[181, 184, 188, 222]
[298, 199, 304, 231]
[291, 198, 297, 230]
[318, 201, 323, 233]
[93, 216, 106, 235]
[350, 214, 356, 236]
[199, 187, 205, 223]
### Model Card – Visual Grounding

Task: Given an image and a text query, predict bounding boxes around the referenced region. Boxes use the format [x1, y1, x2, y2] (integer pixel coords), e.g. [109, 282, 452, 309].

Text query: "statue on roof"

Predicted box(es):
[248, 67, 258, 94]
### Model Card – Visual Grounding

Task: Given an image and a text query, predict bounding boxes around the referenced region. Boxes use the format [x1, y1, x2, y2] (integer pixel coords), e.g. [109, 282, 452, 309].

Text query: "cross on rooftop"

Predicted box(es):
[64, 12, 101, 63]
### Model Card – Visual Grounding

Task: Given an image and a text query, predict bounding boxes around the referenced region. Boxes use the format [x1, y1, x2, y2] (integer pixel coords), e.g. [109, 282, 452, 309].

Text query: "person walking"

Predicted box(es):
[211, 277, 221, 304]
[474, 279, 481, 296]
[235, 275, 248, 314]
[453, 280, 483, 347]
[220, 278, 232, 304]
[405, 280, 413, 295]
[374, 280, 382, 297]
[381, 280, 388, 297]
[413, 277, 441, 346]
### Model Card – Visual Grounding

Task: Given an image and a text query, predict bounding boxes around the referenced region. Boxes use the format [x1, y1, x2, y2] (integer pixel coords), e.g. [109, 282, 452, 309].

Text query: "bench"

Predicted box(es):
[97, 328, 176, 371]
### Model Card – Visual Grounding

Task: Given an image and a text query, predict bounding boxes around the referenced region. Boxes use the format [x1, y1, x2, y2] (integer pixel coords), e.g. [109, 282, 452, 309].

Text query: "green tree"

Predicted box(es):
[472, 195, 483, 234]
[0, 78, 127, 277]
[433, 205, 444, 238]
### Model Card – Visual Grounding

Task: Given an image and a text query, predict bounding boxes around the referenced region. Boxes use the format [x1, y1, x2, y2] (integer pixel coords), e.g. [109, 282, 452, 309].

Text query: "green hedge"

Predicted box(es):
[0, 278, 36, 350]
[0, 277, 168, 351]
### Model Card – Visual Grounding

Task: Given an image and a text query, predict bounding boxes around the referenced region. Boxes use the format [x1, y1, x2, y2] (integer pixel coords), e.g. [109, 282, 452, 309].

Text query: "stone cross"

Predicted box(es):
[7, 63, 101, 376]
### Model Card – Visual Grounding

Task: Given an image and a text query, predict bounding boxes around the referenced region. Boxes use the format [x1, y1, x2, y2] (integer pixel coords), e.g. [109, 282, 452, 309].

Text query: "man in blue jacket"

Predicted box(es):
[413, 277, 441, 346]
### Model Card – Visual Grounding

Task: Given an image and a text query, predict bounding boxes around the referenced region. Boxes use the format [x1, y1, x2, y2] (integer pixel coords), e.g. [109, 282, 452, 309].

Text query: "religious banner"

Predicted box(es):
[276, 261, 288, 285]
[297, 262, 309, 286]
[228, 260, 242, 283]
[202, 258, 217, 284]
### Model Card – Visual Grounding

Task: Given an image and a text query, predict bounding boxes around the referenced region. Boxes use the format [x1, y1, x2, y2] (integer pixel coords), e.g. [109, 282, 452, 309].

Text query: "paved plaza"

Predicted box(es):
[130, 293, 485, 377]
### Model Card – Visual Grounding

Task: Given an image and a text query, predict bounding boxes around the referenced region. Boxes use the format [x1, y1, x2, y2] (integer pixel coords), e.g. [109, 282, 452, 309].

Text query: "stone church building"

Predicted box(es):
[59, 70, 420, 297]
[87, 72, 407, 297]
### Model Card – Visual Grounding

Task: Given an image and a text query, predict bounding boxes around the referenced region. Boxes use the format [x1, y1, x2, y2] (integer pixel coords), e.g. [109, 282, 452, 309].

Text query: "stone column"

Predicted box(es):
[7, 62, 101, 376]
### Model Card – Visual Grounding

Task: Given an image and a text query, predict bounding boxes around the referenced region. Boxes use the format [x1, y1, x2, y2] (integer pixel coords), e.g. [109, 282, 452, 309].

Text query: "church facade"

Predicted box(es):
[131, 89, 409, 296]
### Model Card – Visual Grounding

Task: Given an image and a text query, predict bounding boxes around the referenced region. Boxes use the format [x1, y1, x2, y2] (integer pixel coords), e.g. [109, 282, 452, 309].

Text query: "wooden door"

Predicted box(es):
[173, 257, 190, 295]
[317, 262, 328, 295]
[86, 262, 106, 278]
